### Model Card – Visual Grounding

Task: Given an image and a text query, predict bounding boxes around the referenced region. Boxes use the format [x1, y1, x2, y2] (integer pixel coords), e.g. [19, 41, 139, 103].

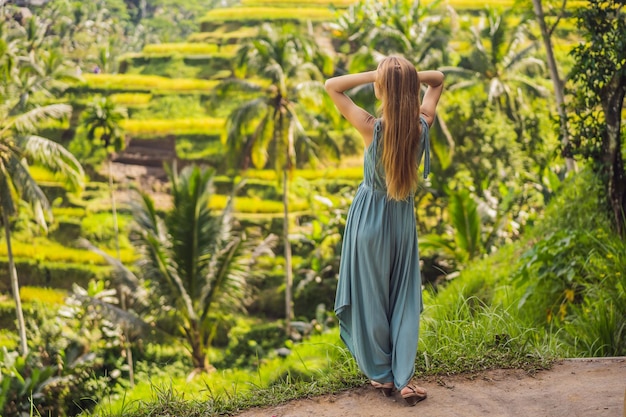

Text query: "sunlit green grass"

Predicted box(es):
[109, 93, 152, 107]
[188, 27, 259, 43]
[142, 43, 239, 57]
[80, 74, 219, 93]
[0, 237, 135, 265]
[91, 292, 558, 417]
[0, 329, 16, 349]
[20, 286, 67, 305]
[200, 6, 334, 23]
[122, 117, 225, 137]
[241, 0, 356, 7]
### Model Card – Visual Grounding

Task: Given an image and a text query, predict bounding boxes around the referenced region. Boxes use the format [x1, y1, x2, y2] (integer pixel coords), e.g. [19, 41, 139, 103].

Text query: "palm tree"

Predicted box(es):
[367, 0, 451, 70]
[128, 165, 276, 372]
[531, 0, 576, 172]
[220, 24, 332, 333]
[442, 8, 548, 125]
[0, 12, 84, 357]
[81, 96, 127, 258]
[0, 102, 85, 356]
[327, 0, 381, 59]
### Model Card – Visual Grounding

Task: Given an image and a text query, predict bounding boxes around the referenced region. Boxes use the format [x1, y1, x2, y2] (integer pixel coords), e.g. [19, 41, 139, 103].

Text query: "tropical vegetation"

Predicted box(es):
[0, 0, 624, 416]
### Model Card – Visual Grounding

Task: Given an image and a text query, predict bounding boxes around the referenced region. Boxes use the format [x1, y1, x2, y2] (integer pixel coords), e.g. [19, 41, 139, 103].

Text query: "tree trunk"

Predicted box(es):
[532, 0, 577, 173]
[189, 321, 208, 372]
[283, 168, 294, 334]
[3, 210, 28, 356]
[601, 73, 626, 237]
[108, 157, 120, 259]
[108, 156, 134, 383]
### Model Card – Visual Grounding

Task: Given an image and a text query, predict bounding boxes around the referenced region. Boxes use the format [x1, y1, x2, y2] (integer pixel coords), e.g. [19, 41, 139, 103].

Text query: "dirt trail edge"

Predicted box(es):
[235, 357, 626, 417]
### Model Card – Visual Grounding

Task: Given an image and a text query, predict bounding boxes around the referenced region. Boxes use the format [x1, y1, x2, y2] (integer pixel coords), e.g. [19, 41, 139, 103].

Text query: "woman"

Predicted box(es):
[325, 56, 444, 406]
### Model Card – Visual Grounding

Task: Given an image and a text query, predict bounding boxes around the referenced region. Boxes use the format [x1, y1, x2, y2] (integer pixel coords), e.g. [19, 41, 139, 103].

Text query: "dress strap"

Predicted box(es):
[372, 119, 382, 185]
[419, 117, 431, 179]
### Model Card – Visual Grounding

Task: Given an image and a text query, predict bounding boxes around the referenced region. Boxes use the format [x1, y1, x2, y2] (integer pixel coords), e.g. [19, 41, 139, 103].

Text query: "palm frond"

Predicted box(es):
[418, 233, 457, 259]
[225, 97, 268, 148]
[19, 134, 85, 190]
[68, 291, 157, 340]
[250, 112, 273, 169]
[508, 74, 550, 97]
[214, 78, 263, 99]
[78, 238, 149, 305]
[130, 190, 197, 321]
[2, 103, 71, 136]
[200, 235, 244, 321]
[6, 154, 49, 229]
[446, 80, 480, 92]
[449, 190, 482, 259]
[166, 166, 220, 300]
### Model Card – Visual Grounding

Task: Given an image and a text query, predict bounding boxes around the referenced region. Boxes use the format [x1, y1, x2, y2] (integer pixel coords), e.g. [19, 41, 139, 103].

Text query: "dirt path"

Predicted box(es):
[236, 358, 625, 417]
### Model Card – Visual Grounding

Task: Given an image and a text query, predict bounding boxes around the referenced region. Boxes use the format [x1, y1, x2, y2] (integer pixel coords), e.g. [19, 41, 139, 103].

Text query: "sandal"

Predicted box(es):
[370, 380, 394, 397]
[400, 383, 427, 406]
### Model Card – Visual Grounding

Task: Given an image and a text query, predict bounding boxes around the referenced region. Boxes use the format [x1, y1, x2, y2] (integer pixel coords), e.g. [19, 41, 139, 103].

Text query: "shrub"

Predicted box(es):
[510, 168, 626, 356]
[0, 293, 128, 417]
[0, 330, 15, 349]
[175, 134, 223, 161]
[217, 321, 288, 369]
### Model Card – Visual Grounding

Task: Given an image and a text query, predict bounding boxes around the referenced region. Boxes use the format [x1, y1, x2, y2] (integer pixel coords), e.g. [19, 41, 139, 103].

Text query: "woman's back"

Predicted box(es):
[366, 117, 431, 195]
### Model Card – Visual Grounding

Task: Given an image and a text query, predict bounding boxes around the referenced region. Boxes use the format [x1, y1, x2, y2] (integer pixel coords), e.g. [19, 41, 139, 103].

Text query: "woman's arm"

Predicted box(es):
[418, 70, 444, 127]
[325, 71, 377, 145]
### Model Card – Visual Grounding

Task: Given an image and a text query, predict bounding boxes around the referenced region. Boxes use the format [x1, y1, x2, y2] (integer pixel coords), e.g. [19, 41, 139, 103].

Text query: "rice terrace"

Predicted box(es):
[0, 0, 624, 416]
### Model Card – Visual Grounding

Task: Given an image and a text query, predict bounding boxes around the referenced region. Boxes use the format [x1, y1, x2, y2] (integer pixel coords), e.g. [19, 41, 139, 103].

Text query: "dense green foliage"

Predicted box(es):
[567, 0, 626, 235]
[0, 0, 624, 415]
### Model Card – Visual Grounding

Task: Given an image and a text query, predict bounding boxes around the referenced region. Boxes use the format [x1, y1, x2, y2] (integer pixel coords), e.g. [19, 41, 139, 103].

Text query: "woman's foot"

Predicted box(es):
[370, 380, 394, 397]
[400, 383, 427, 406]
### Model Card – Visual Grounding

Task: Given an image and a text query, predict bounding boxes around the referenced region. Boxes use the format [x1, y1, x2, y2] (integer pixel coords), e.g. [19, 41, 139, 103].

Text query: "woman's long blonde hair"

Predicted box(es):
[376, 56, 422, 201]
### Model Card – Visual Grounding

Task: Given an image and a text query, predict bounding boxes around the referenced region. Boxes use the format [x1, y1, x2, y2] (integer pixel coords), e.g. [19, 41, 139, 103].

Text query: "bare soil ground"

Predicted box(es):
[236, 357, 626, 417]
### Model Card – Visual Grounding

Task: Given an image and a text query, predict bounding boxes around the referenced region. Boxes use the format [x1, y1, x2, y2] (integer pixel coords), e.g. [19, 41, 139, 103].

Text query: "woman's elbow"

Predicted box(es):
[324, 78, 334, 93]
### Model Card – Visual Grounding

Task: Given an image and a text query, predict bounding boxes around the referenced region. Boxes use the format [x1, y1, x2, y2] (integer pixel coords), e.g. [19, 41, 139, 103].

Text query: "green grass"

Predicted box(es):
[122, 117, 225, 137]
[20, 286, 67, 305]
[187, 27, 259, 43]
[240, 0, 356, 7]
[0, 329, 16, 349]
[239, 167, 363, 182]
[200, 6, 334, 23]
[80, 74, 219, 93]
[142, 43, 239, 57]
[90, 299, 557, 417]
[110, 93, 153, 106]
[176, 135, 222, 160]
[0, 237, 135, 265]
[209, 194, 310, 213]
[91, 331, 358, 416]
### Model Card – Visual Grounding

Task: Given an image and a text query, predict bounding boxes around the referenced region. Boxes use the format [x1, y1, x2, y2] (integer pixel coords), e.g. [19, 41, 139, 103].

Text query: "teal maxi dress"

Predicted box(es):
[334, 116, 430, 390]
